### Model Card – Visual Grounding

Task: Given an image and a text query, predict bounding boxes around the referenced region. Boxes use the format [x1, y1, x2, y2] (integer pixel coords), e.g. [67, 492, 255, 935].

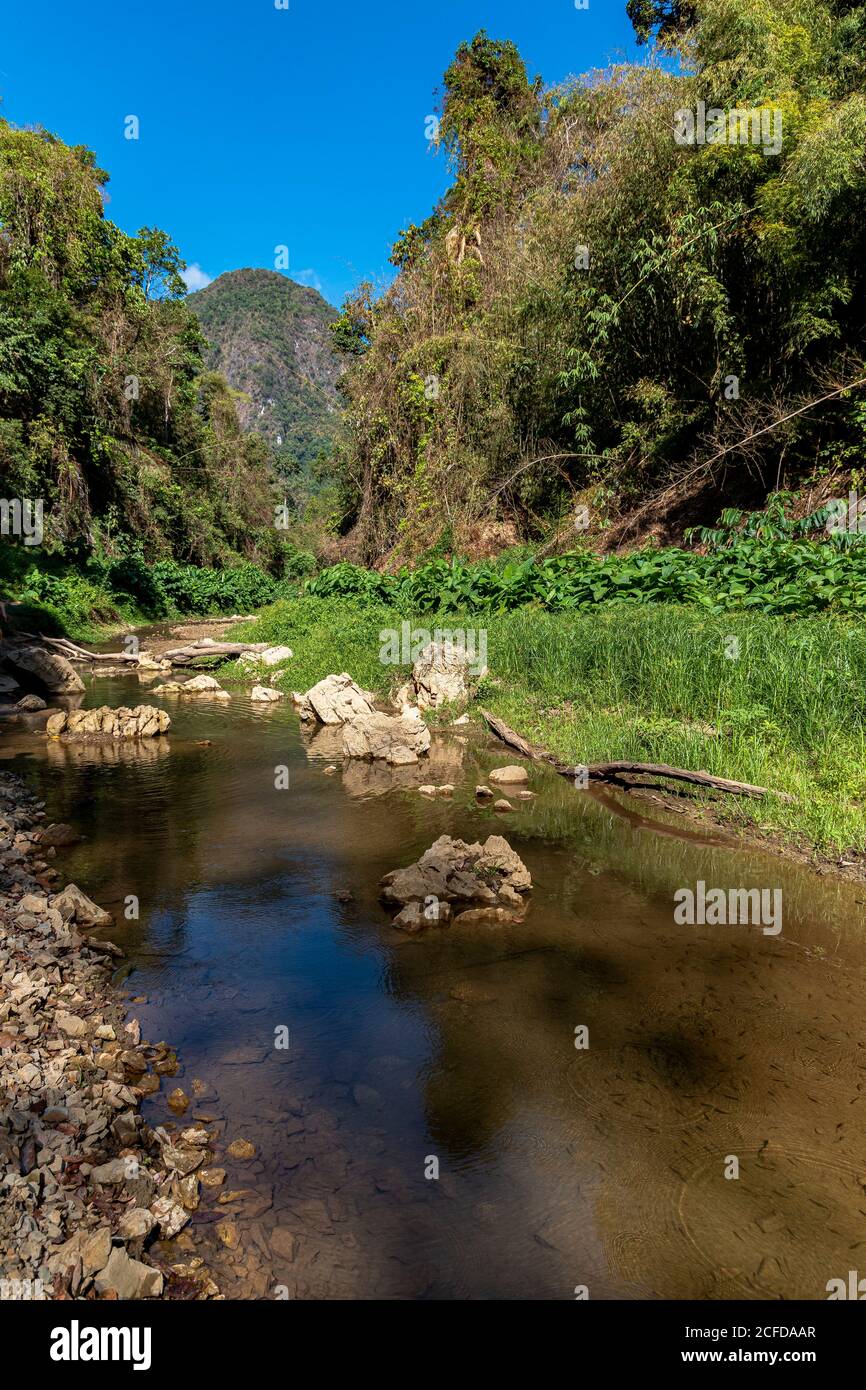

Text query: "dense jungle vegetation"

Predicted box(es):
[330, 0, 866, 564]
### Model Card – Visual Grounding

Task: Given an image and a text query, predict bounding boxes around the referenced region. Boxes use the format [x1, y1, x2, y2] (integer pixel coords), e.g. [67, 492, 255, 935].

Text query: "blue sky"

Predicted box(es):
[3, 1, 641, 307]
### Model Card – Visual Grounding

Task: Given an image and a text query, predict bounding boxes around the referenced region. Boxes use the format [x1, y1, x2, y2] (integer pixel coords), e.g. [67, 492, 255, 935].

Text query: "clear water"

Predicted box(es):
[6, 669, 866, 1300]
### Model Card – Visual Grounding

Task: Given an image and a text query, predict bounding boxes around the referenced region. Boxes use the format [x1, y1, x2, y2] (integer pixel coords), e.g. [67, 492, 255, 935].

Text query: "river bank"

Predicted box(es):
[221, 595, 866, 880]
[0, 768, 226, 1301]
[4, 631, 866, 1299]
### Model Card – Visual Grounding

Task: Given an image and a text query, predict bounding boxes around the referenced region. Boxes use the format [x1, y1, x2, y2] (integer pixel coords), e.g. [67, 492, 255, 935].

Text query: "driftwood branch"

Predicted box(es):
[480, 709, 793, 802]
[163, 641, 270, 667]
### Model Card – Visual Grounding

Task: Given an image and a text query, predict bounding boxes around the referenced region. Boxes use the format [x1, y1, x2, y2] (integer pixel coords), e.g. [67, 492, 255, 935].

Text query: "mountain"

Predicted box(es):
[187, 268, 343, 470]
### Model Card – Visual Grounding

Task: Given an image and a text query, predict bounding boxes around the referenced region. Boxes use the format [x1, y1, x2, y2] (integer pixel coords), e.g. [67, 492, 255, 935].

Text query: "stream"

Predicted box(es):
[4, 660, 866, 1300]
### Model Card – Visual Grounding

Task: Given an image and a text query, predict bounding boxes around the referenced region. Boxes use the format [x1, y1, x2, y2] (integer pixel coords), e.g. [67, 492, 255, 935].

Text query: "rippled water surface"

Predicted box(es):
[7, 666, 866, 1299]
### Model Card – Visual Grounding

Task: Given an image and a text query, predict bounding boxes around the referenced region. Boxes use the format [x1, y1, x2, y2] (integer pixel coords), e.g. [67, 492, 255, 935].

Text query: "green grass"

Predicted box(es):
[228, 595, 866, 857]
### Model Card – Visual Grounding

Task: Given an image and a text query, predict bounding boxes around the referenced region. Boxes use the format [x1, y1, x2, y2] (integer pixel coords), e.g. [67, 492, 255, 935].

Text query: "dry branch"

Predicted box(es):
[480, 709, 793, 801]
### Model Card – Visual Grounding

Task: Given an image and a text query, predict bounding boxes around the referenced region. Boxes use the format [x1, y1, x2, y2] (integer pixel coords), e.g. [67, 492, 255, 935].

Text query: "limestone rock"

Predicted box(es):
[154, 674, 229, 698]
[381, 833, 531, 928]
[2, 643, 85, 693]
[398, 639, 481, 711]
[53, 883, 113, 928]
[46, 705, 170, 739]
[94, 1246, 163, 1299]
[489, 765, 529, 785]
[250, 685, 283, 703]
[151, 1196, 190, 1238]
[118, 1208, 157, 1241]
[392, 899, 453, 933]
[240, 645, 293, 669]
[341, 708, 431, 765]
[136, 652, 171, 672]
[227, 1138, 256, 1160]
[16, 694, 46, 712]
[296, 673, 375, 725]
[39, 822, 81, 847]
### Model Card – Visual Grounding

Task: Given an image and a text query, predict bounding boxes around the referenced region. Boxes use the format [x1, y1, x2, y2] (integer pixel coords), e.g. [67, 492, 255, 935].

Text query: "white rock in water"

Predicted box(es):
[182, 674, 223, 693]
[489, 765, 529, 785]
[150, 1195, 190, 1238]
[341, 709, 431, 765]
[46, 705, 170, 738]
[297, 673, 375, 725]
[250, 685, 283, 703]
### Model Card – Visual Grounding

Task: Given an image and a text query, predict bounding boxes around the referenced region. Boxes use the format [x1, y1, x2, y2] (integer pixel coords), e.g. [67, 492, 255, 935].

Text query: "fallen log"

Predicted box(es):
[480, 709, 793, 802]
[11, 632, 139, 663]
[162, 641, 270, 667]
[46, 636, 138, 663]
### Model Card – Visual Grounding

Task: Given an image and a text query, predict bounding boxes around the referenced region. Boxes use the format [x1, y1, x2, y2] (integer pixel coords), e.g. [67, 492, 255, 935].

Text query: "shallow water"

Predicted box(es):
[6, 668, 866, 1300]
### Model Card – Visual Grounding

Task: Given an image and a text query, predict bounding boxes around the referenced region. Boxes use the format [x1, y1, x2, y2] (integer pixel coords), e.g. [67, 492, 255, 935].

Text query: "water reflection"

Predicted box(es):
[5, 670, 866, 1299]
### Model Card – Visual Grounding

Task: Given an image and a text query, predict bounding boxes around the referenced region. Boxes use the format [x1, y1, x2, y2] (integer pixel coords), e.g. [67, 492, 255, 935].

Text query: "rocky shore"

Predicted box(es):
[0, 770, 219, 1301]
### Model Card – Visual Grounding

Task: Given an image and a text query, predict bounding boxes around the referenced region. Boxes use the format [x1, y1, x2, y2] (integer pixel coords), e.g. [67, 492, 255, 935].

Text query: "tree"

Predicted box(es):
[129, 226, 187, 300]
[627, 0, 698, 44]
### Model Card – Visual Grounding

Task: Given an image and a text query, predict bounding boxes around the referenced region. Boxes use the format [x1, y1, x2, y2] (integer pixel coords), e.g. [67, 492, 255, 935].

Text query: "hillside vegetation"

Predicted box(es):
[0, 120, 286, 602]
[188, 268, 342, 477]
[330, 0, 866, 564]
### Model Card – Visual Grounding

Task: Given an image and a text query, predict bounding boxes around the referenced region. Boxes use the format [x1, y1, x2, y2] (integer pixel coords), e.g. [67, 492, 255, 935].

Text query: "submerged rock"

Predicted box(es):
[489, 765, 530, 785]
[296, 673, 375, 725]
[381, 833, 531, 929]
[46, 705, 170, 739]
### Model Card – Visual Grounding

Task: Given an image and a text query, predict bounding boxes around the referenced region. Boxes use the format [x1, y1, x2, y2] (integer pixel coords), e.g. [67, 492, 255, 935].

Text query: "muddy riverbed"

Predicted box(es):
[3, 663, 866, 1300]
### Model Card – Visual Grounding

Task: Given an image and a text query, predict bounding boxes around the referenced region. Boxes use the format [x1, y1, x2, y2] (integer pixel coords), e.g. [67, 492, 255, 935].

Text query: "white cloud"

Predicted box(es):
[182, 263, 213, 293]
[294, 268, 323, 293]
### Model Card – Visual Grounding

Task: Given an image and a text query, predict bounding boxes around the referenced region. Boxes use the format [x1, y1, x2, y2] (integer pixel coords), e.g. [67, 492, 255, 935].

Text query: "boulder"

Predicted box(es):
[16, 694, 46, 712]
[393, 898, 453, 933]
[136, 652, 171, 672]
[296, 673, 374, 725]
[240, 645, 293, 669]
[381, 833, 531, 928]
[489, 765, 530, 785]
[2, 643, 85, 694]
[46, 705, 170, 739]
[154, 674, 229, 698]
[53, 882, 114, 928]
[250, 685, 283, 703]
[397, 639, 480, 710]
[38, 822, 81, 847]
[341, 708, 431, 765]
